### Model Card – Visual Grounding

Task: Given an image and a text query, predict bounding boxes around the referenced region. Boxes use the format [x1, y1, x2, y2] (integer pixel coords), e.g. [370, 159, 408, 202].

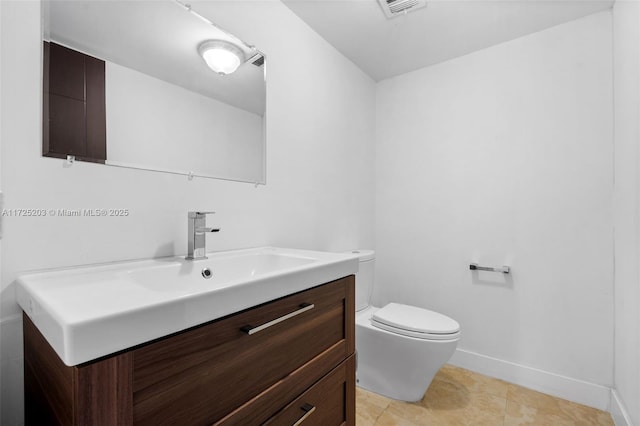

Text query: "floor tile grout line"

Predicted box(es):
[373, 402, 386, 425]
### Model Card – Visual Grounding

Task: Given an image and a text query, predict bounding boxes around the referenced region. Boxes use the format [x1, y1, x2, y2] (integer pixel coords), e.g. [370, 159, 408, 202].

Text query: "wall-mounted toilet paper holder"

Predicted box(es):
[469, 263, 510, 274]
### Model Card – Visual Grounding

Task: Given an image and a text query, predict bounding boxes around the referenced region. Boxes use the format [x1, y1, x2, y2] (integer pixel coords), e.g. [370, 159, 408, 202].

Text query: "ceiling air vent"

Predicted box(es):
[377, 0, 427, 19]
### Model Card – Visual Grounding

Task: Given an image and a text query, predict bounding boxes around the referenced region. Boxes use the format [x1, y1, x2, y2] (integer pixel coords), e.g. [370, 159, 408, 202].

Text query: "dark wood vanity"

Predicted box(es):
[24, 276, 355, 425]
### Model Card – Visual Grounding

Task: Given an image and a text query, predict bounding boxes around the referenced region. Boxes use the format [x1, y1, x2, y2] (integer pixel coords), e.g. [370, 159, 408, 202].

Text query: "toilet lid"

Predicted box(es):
[372, 303, 460, 337]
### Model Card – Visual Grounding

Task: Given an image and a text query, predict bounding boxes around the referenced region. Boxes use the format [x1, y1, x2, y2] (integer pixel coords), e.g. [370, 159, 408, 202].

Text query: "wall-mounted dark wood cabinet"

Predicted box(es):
[24, 276, 356, 425]
[43, 42, 107, 163]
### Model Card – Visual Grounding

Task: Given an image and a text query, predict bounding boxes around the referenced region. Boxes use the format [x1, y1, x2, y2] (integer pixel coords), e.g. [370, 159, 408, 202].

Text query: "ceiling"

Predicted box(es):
[282, 0, 614, 81]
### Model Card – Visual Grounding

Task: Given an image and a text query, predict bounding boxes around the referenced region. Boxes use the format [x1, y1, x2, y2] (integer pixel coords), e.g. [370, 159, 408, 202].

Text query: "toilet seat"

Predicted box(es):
[371, 303, 461, 340]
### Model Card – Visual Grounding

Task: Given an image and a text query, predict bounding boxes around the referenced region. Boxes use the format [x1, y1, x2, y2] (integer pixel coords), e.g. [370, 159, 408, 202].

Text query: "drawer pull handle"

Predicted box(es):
[292, 403, 316, 426]
[241, 303, 315, 335]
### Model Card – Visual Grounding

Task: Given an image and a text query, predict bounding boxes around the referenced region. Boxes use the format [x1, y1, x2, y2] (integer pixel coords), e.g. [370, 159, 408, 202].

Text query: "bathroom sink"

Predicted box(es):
[15, 247, 358, 366]
[125, 252, 317, 294]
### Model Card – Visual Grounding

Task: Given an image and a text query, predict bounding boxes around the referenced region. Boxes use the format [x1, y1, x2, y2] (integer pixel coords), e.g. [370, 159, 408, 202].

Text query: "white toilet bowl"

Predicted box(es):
[352, 250, 460, 402]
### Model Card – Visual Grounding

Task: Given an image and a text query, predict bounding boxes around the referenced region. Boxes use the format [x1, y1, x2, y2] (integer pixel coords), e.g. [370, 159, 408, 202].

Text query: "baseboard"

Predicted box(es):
[610, 389, 633, 426]
[449, 348, 612, 411]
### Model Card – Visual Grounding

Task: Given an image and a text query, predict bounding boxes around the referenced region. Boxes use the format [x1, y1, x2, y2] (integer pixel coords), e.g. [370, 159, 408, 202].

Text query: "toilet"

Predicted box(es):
[353, 250, 460, 402]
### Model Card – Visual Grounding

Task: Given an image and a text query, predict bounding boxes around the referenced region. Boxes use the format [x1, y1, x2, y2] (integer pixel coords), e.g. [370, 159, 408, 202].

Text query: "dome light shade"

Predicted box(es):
[198, 40, 245, 75]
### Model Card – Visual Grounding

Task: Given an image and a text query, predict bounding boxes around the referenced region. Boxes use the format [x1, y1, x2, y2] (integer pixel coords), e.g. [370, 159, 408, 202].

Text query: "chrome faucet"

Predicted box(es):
[186, 211, 220, 260]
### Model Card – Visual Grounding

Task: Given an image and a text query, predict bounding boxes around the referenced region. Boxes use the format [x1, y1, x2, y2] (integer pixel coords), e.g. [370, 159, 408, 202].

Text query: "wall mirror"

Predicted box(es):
[42, 0, 266, 184]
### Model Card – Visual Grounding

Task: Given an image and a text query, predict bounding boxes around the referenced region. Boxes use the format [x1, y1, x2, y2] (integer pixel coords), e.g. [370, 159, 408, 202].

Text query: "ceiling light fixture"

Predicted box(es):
[198, 40, 245, 75]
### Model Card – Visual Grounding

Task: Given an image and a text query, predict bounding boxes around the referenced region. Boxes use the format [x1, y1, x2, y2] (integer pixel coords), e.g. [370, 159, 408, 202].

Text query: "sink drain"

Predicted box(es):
[201, 268, 213, 279]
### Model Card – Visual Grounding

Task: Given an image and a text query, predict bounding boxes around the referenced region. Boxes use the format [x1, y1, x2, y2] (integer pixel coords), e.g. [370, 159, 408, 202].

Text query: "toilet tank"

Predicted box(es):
[351, 250, 375, 311]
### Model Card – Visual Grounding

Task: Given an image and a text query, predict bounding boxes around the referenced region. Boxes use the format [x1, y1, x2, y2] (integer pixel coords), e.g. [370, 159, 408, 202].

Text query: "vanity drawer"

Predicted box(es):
[132, 276, 355, 425]
[264, 354, 356, 426]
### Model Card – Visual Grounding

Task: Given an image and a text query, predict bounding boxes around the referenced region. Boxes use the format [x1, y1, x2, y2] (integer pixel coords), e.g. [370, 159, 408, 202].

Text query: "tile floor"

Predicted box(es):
[356, 364, 614, 425]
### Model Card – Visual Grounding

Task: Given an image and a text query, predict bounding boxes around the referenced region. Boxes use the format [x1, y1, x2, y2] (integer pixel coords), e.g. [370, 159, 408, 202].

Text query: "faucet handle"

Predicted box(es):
[188, 211, 215, 218]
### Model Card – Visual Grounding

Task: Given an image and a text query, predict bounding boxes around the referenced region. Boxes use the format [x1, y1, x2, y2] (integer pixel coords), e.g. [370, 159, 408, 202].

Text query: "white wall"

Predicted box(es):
[375, 12, 613, 408]
[612, 2, 640, 425]
[0, 1, 376, 424]
[106, 62, 264, 183]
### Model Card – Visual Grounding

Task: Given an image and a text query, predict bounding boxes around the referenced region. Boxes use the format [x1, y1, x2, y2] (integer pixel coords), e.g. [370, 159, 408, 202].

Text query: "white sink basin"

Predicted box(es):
[15, 247, 358, 366]
[126, 252, 316, 294]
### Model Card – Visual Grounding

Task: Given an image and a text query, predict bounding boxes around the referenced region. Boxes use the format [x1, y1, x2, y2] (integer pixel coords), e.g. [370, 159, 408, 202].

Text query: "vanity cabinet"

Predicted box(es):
[24, 276, 355, 425]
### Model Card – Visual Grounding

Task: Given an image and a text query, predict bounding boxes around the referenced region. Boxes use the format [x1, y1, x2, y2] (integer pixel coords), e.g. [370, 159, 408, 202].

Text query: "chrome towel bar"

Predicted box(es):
[469, 263, 510, 274]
